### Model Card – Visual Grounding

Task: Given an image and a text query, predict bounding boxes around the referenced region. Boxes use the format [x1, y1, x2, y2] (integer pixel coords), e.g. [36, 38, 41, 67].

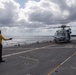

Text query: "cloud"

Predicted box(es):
[0, 0, 76, 35]
[25, 0, 76, 25]
[0, 0, 19, 27]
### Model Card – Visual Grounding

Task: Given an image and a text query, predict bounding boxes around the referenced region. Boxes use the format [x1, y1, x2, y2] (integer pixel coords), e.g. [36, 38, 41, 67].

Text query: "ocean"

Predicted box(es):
[3, 36, 54, 48]
[2, 35, 76, 48]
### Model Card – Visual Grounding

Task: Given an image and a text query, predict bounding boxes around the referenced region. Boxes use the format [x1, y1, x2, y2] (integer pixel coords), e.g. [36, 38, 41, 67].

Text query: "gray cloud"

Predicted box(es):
[50, 0, 76, 22]
[0, 0, 76, 35]
[19, 19, 45, 28]
[1, 0, 76, 27]
[50, 0, 68, 10]
[0, 0, 19, 27]
[27, 0, 76, 25]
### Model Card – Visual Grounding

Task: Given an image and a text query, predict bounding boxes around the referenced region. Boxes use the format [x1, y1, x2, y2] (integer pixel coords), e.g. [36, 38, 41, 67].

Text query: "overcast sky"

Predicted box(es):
[0, 0, 76, 36]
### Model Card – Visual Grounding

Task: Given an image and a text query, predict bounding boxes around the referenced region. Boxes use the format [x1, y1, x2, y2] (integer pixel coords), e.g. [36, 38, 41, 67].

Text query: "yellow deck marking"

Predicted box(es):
[48, 51, 76, 75]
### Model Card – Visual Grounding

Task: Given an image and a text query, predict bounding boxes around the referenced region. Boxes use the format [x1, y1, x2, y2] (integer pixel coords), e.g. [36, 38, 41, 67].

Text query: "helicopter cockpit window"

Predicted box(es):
[61, 32, 65, 36]
[56, 31, 66, 36]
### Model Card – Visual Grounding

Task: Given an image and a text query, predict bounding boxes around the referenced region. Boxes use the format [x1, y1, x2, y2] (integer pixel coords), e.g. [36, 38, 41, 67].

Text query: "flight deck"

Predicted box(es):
[0, 40, 76, 75]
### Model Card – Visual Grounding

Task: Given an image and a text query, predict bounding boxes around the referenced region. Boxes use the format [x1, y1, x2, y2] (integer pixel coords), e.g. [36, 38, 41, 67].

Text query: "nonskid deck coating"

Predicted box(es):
[0, 41, 76, 75]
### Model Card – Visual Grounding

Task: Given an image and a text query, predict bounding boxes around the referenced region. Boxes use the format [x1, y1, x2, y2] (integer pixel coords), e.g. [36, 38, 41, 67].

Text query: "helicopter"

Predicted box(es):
[53, 25, 72, 43]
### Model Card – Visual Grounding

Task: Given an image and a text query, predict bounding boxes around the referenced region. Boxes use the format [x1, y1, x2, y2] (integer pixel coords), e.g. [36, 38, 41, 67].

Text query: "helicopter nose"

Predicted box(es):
[61, 37, 65, 40]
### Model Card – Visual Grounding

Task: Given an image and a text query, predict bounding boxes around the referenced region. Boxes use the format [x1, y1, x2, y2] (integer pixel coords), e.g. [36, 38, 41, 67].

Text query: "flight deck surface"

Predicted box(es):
[0, 41, 76, 75]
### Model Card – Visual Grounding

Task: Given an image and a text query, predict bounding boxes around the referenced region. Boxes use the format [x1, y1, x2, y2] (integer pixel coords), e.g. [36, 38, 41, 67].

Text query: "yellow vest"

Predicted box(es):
[0, 34, 9, 44]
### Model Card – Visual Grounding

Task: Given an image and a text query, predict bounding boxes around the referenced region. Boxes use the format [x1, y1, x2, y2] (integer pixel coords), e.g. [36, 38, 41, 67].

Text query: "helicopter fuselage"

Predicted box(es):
[54, 29, 71, 43]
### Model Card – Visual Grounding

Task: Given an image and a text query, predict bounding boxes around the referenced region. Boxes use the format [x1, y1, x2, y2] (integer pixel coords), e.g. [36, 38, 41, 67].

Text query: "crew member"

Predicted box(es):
[0, 30, 12, 63]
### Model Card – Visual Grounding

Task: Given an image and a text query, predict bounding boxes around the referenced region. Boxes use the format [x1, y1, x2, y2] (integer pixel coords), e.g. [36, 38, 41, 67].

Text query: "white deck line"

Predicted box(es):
[47, 51, 76, 75]
[3, 44, 57, 58]
[60, 51, 76, 65]
[19, 56, 39, 62]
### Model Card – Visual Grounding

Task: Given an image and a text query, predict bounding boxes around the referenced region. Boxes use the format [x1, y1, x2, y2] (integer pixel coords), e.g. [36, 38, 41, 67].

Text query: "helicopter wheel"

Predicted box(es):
[66, 40, 71, 43]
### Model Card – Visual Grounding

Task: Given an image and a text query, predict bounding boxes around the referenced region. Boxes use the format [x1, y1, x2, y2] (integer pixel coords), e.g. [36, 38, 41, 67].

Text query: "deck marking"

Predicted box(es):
[3, 48, 34, 50]
[19, 56, 39, 62]
[47, 51, 76, 75]
[71, 67, 76, 70]
[3, 44, 57, 58]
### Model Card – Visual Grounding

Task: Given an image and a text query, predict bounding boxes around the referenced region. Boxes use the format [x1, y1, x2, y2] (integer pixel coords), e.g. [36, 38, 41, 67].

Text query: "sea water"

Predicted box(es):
[3, 36, 54, 48]
[3, 36, 76, 48]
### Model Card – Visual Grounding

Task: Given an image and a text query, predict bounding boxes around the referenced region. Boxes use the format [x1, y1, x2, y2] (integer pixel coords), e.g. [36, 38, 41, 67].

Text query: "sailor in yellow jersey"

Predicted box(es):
[0, 30, 12, 63]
